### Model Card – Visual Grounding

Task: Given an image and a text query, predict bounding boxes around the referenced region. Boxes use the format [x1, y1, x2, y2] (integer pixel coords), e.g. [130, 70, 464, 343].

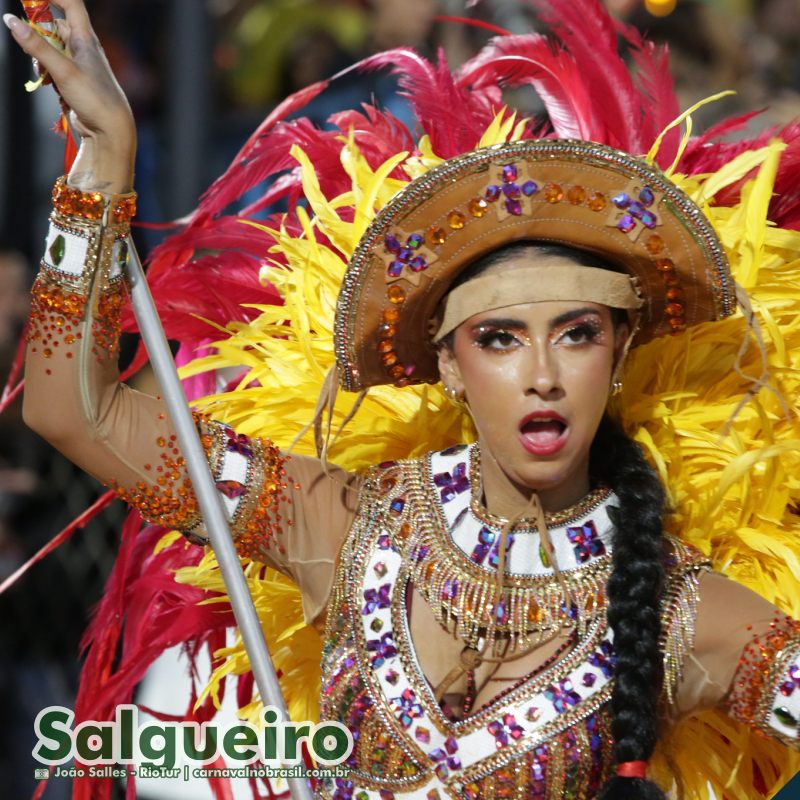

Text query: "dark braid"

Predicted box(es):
[590, 415, 669, 800]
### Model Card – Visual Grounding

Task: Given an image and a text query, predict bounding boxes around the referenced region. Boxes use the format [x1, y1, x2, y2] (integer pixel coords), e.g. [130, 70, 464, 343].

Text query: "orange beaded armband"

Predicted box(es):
[52, 176, 137, 224]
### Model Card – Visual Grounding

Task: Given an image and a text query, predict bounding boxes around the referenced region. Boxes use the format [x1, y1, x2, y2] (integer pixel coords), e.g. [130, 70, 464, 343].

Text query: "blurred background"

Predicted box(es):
[0, 0, 799, 797]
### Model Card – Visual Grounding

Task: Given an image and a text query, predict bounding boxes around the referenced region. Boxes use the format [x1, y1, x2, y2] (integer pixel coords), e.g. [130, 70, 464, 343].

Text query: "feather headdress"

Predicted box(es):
[69, 1, 800, 798]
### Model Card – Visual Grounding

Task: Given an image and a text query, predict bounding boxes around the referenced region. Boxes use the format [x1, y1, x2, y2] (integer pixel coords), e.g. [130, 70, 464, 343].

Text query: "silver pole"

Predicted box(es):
[126, 243, 315, 800]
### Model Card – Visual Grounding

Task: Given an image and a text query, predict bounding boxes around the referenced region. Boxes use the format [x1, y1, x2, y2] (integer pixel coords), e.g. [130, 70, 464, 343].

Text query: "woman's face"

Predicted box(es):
[437, 255, 629, 508]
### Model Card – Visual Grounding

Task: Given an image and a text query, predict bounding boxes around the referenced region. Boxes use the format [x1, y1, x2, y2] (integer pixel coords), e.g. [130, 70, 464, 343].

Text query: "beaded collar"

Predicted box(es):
[390, 443, 617, 653]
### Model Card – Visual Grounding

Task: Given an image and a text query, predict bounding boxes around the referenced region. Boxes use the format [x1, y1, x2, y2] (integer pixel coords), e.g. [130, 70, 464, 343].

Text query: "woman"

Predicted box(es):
[6, 1, 800, 799]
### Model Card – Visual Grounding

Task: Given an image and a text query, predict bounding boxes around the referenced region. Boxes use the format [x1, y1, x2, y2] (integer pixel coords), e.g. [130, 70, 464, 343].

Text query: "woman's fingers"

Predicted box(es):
[3, 14, 77, 86]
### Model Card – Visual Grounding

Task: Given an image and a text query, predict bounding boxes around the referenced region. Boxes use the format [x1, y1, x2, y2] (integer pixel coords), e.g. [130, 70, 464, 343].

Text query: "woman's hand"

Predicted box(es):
[3, 0, 136, 193]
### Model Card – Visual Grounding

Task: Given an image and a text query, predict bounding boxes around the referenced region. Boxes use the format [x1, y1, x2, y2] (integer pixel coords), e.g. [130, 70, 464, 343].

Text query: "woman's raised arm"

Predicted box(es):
[6, 1, 356, 625]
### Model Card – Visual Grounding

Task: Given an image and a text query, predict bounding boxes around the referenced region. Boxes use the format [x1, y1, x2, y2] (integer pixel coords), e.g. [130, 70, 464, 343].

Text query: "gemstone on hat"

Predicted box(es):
[645, 234, 664, 254]
[448, 211, 466, 230]
[665, 302, 684, 317]
[427, 226, 446, 246]
[639, 186, 655, 206]
[628, 201, 645, 218]
[521, 180, 539, 196]
[544, 183, 564, 203]
[387, 260, 404, 278]
[505, 198, 523, 216]
[640, 211, 657, 229]
[502, 182, 521, 199]
[469, 197, 489, 217]
[485, 185, 502, 202]
[617, 215, 636, 233]
[387, 285, 406, 304]
[407, 233, 424, 249]
[587, 192, 607, 211]
[567, 186, 586, 205]
[384, 234, 401, 253]
[409, 256, 427, 272]
[502, 164, 518, 182]
[655, 258, 674, 272]
[612, 192, 631, 209]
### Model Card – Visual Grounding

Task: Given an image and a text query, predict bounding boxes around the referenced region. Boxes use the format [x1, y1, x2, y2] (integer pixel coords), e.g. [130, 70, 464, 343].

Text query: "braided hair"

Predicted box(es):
[591, 415, 668, 800]
[437, 241, 670, 799]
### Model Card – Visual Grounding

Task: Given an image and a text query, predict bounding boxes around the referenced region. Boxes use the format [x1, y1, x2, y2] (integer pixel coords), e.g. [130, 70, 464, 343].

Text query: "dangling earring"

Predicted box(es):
[611, 379, 623, 396]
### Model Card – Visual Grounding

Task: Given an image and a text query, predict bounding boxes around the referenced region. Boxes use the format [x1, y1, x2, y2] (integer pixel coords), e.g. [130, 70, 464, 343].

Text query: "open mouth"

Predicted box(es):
[518, 414, 568, 455]
[520, 418, 566, 444]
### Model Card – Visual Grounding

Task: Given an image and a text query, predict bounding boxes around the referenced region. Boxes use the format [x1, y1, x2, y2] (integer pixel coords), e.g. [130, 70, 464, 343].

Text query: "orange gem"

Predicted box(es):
[645, 235, 664, 254]
[567, 186, 586, 205]
[468, 197, 489, 217]
[447, 211, 466, 230]
[665, 302, 684, 317]
[427, 226, 446, 246]
[379, 323, 396, 339]
[383, 307, 401, 323]
[587, 192, 607, 211]
[544, 183, 564, 203]
[668, 318, 686, 332]
[666, 287, 684, 302]
[381, 351, 398, 367]
[387, 285, 406, 304]
[378, 340, 394, 354]
[389, 364, 405, 379]
[655, 258, 675, 272]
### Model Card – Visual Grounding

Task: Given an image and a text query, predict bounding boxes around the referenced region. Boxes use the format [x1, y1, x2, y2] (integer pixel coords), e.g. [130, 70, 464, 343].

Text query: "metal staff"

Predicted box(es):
[19, 4, 315, 798]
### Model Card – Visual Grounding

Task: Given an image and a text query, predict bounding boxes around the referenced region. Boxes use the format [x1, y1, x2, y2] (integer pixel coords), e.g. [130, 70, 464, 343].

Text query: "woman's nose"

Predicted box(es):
[524, 340, 561, 397]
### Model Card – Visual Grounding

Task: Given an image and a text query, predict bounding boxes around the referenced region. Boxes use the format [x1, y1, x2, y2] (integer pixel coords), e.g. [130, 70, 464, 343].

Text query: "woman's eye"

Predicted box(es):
[556, 322, 601, 345]
[475, 329, 521, 350]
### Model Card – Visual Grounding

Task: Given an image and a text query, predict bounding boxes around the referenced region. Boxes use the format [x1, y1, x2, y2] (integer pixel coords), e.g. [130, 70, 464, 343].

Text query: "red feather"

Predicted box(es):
[457, 34, 598, 141]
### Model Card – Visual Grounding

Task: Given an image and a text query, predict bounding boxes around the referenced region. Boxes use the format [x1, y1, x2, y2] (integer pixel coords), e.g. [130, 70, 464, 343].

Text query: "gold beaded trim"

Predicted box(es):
[52, 175, 137, 224]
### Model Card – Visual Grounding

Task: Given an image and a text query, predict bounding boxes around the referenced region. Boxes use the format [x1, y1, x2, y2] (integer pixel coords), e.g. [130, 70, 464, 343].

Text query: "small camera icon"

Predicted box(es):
[34, 768, 49, 779]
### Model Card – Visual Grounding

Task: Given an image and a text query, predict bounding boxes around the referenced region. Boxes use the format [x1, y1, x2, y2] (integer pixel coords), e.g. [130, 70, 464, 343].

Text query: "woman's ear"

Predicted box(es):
[611, 318, 633, 385]
[437, 343, 464, 396]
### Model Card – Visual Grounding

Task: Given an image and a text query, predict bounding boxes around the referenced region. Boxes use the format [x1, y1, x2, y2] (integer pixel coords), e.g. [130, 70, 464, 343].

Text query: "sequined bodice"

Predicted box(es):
[318, 444, 706, 800]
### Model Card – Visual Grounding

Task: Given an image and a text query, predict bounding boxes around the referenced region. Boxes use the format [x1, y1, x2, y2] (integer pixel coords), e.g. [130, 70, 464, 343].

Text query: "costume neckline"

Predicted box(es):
[467, 442, 612, 530]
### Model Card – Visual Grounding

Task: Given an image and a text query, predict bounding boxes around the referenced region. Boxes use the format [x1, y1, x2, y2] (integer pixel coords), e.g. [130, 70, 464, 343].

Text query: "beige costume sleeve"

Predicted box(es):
[672, 571, 800, 748]
[23, 191, 356, 626]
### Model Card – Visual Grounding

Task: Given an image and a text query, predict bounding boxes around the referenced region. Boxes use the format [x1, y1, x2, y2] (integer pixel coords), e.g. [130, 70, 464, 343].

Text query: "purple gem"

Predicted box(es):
[433, 462, 469, 503]
[502, 182, 521, 199]
[429, 748, 446, 762]
[447, 756, 461, 770]
[582, 673, 597, 687]
[406, 233, 424, 249]
[387, 260, 404, 277]
[434, 764, 449, 781]
[502, 164, 518, 182]
[505, 198, 523, 216]
[612, 192, 631, 208]
[617, 215, 636, 233]
[639, 186, 655, 206]
[390, 497, 405, 515]
[377, 534, 391, 550]
[485, 184, 502, 201]
[494, 598, 508, 624]
[521, 180, 539, 196]
[442, 578, 459, 600]
[488, 532, 515, 568]
[404, 364, 416, 377]
[386, 668, 399, 685]
[363, 583, 391, 614]
[444, 737, 458, 755]
[409, 255, 427, 272]
[628, 201, 645, 218]
[641, 211, 657, 228]
[413, 545, 430, 562]
[384, 234, 401, 253]
[566, 520, 606, 563]
[398, 247, 412, 262]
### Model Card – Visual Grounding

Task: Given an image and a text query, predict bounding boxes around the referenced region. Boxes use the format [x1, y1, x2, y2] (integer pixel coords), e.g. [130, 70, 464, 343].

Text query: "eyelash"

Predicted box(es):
[473, 320, 603, 350]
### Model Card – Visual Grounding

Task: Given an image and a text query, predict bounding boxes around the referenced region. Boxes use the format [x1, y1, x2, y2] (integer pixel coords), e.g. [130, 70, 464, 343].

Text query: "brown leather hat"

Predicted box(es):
[334, 139, 734, 392]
